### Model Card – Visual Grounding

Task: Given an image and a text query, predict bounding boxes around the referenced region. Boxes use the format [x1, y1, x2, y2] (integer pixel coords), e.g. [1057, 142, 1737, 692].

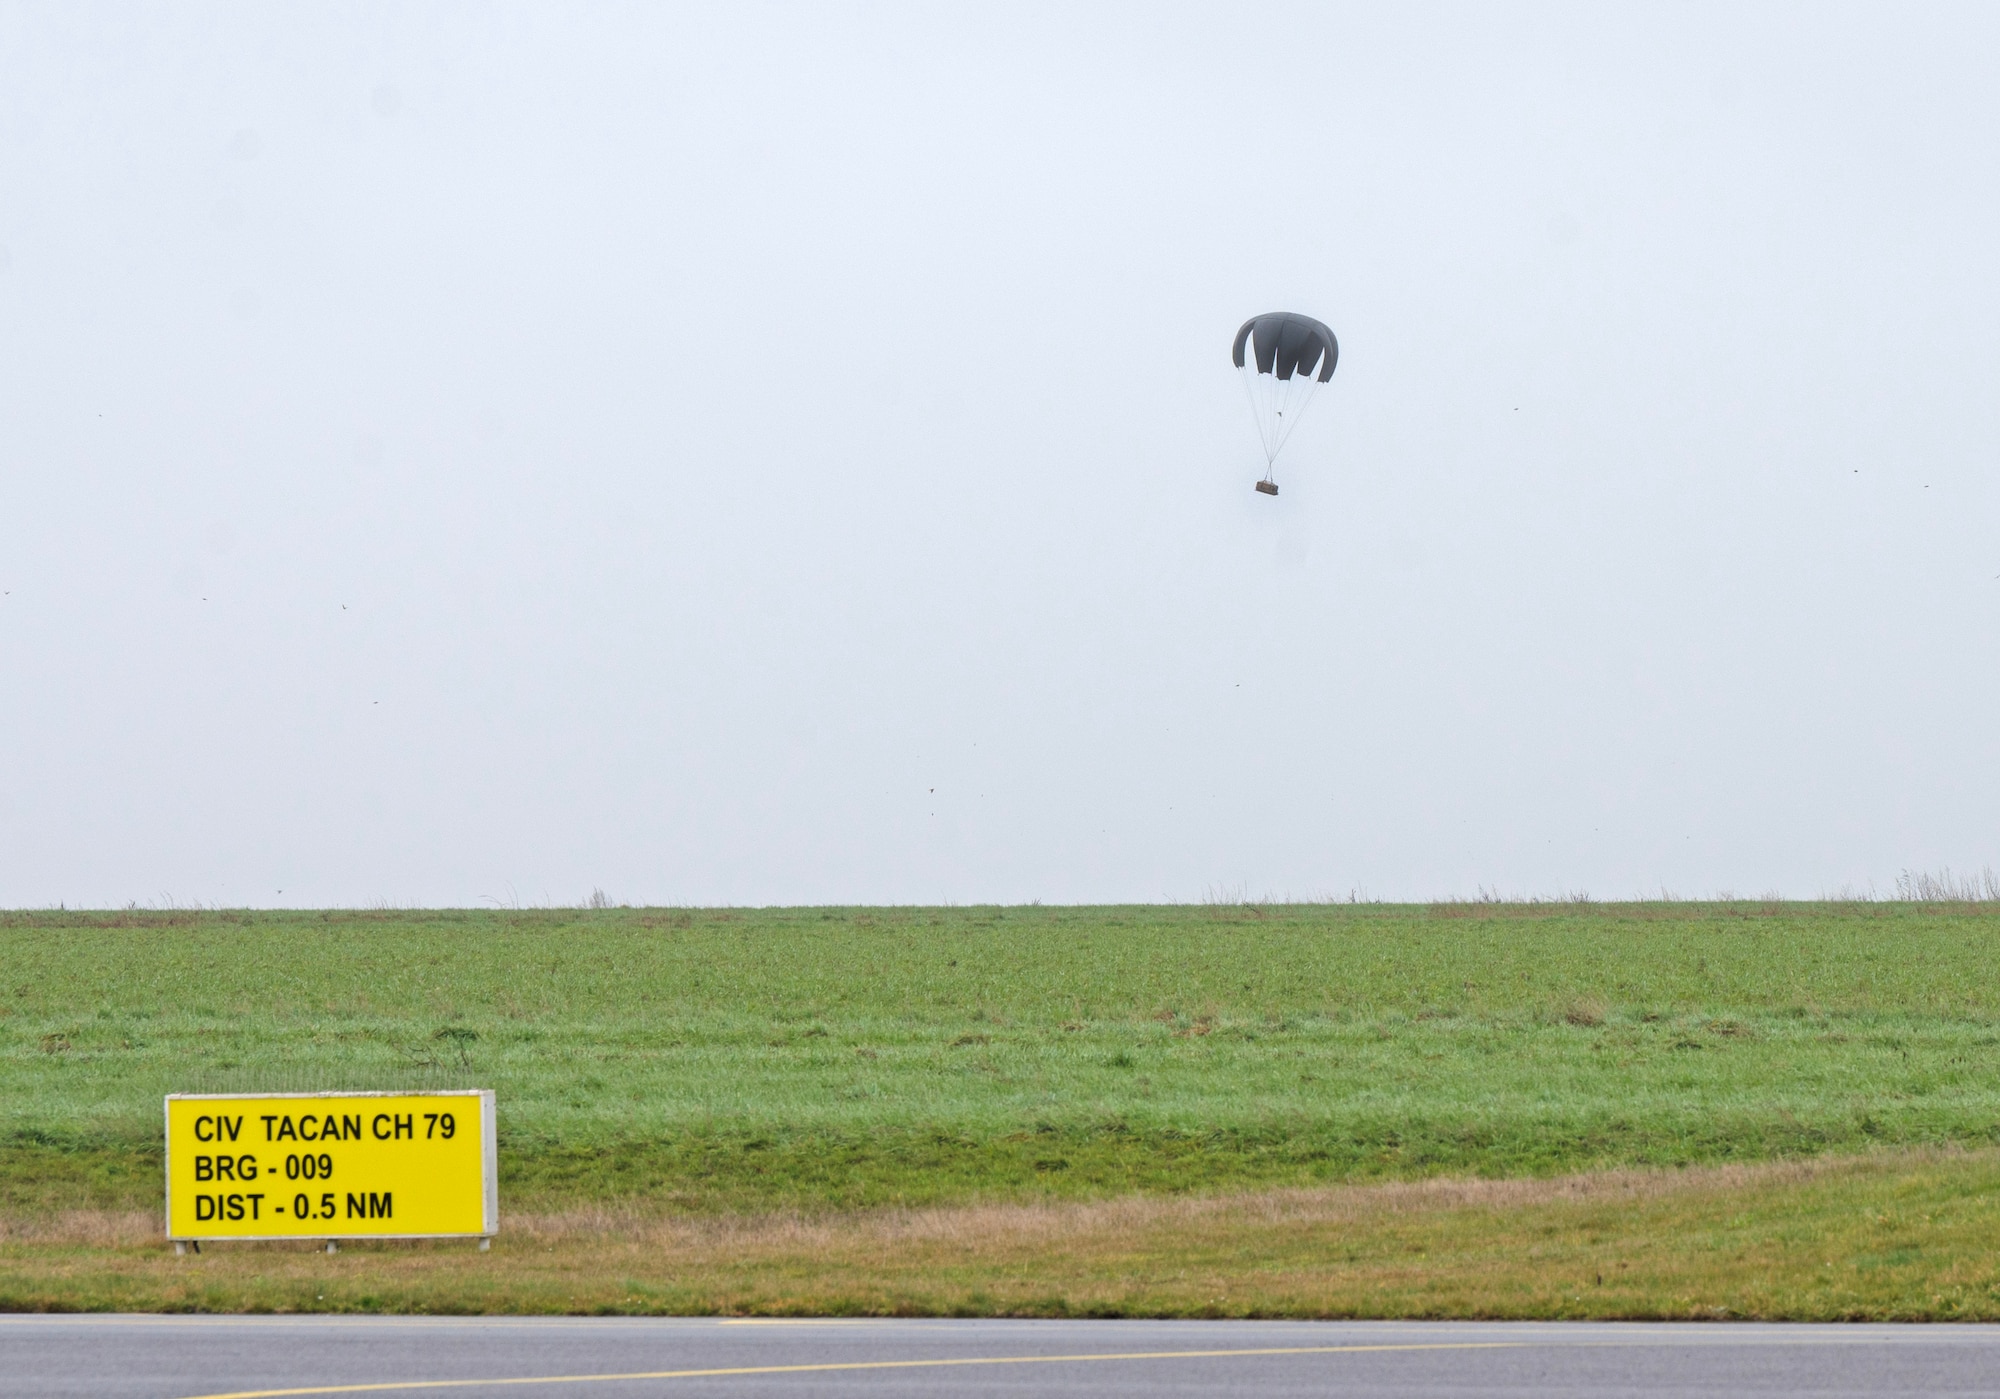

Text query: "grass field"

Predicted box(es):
[6, 901, 2000, 1314]
[10, 1148, 2000, 1318]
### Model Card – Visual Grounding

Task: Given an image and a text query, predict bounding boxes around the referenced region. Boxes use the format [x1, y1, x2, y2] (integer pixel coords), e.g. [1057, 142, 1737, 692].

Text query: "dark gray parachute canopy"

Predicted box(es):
[1232, 312, 1338, 384]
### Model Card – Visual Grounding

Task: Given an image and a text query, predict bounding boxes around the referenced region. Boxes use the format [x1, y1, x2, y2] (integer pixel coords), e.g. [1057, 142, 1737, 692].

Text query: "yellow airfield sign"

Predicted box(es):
[165, 1090, 496, 1241]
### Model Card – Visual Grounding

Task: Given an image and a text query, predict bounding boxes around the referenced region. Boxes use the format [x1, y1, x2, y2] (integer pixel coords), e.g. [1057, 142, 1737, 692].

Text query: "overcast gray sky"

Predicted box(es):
[3, 4, 1997, 908]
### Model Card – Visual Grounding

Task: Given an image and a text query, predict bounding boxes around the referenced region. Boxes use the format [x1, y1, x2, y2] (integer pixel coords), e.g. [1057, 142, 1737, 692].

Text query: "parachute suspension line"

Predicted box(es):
[1238, 365, 1276, 467]
[1266, 364, 1322, 459]
[1241, 361, 1322, 464]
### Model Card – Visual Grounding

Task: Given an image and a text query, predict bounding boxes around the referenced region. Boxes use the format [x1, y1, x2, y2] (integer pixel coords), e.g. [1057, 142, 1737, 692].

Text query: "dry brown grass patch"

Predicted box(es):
[7, 1148, 1999, 1320]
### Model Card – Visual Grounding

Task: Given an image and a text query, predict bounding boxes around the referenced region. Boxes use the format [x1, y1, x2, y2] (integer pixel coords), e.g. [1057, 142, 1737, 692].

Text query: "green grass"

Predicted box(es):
[12, 1149, 2000, 1318]
[6, 902, 2000, 1212]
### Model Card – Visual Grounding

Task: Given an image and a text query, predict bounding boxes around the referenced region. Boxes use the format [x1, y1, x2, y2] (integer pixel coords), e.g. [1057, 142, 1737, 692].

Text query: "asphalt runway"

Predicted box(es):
[8, 1315, 2000, 1398]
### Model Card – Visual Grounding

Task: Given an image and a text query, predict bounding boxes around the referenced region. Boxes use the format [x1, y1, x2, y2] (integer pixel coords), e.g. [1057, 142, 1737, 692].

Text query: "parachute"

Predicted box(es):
[1232, 312, 1338, 496]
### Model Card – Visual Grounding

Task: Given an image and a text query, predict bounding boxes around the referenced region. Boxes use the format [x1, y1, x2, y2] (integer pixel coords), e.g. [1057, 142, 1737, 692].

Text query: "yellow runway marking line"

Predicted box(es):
[179, 1341, 1525, 1398]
